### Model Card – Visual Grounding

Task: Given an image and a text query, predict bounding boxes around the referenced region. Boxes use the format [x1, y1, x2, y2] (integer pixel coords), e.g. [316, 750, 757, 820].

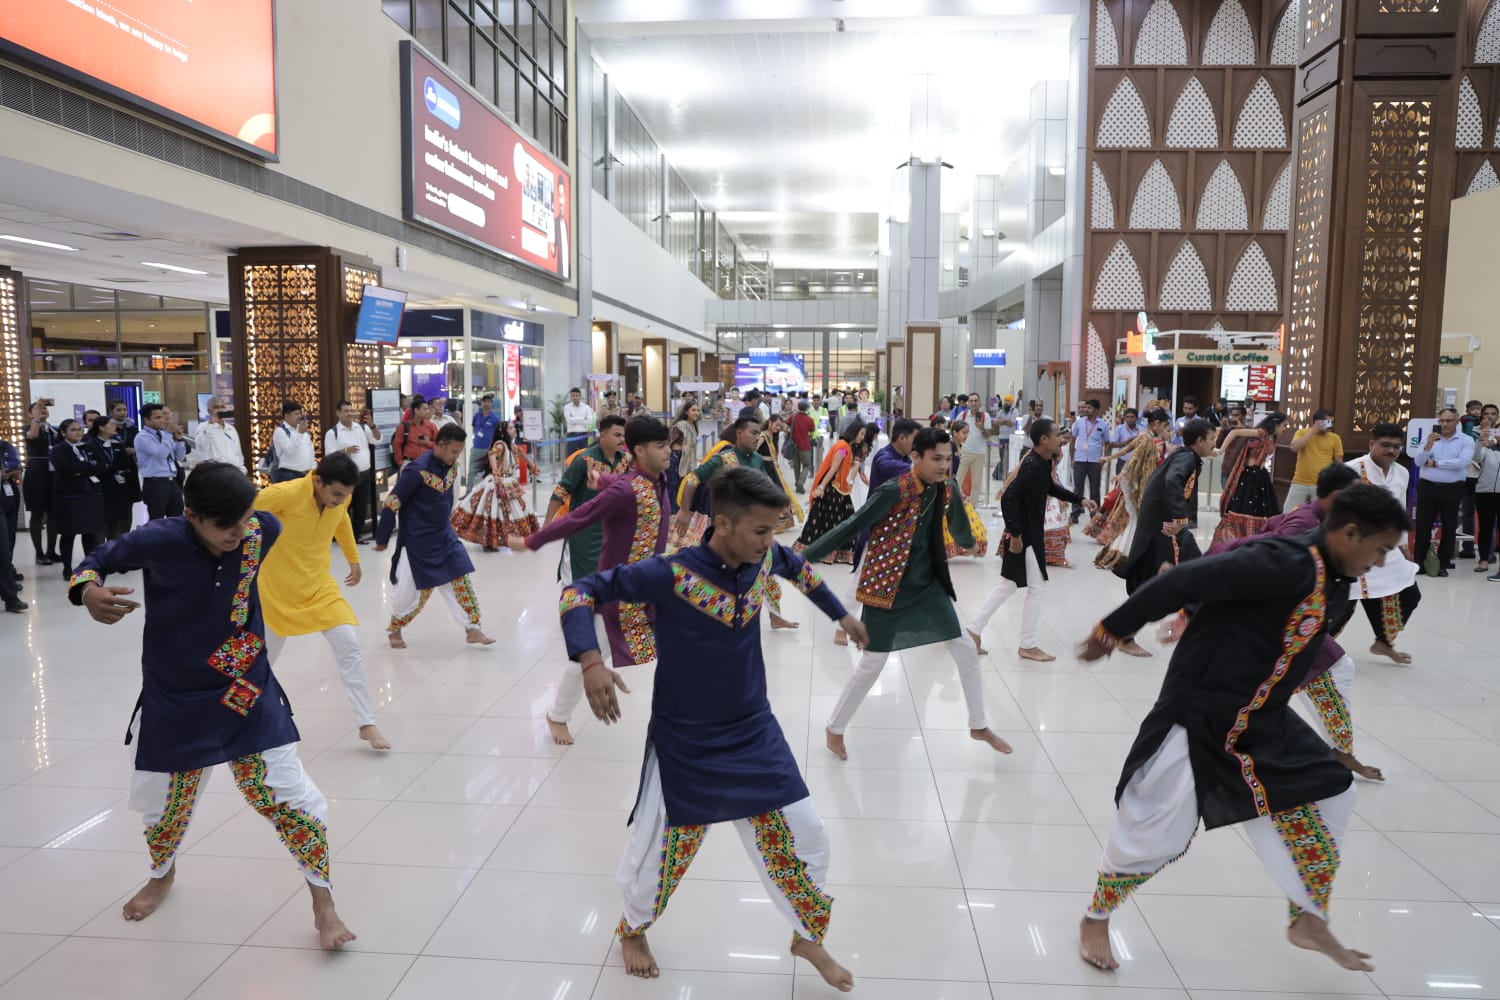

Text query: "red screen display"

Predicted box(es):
[402, 43, 571, 281]
[0, 0, 277, 157]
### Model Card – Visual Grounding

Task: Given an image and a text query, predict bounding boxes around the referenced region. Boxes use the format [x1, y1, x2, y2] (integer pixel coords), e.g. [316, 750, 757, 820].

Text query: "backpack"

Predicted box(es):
[256, 431, 280, 474]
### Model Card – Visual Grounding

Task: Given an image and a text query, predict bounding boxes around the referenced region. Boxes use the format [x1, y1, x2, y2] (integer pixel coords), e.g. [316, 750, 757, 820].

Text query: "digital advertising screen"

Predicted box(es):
[0, 1, 278, 157]
[973, 349, 1007, 368]
[401, 42, 571, 280]
[734, 353, 806, 394]
[354, 285, 408, 345]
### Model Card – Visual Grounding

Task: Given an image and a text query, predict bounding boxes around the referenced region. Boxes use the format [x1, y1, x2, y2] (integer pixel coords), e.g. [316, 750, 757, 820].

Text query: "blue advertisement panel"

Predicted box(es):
[734, 353, 806, 393]
[973, 348, 1007, 368]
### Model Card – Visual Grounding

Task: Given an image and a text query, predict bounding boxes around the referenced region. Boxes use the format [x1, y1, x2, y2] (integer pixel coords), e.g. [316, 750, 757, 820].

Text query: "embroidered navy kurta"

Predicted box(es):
[376, 451, 474, 589]
[560, 543, 847, 826]
[68, 514, 300, 773]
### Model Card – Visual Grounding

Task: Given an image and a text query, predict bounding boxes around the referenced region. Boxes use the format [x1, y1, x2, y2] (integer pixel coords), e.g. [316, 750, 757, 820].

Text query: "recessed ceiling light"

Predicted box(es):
[0, 234, 80, 251]
[1047, 166, 1066, 176]
[141, 261, 210, 275]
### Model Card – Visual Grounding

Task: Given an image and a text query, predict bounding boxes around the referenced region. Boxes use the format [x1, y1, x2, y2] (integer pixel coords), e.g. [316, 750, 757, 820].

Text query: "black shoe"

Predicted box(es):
[62, 566, 73, 580]
[13, 571, 22, 581]
[1437, 568, 1450, 577]
[1445, 562, 1457, 570]
[4, 600, 27, 612]
[34, 555, 54, 566]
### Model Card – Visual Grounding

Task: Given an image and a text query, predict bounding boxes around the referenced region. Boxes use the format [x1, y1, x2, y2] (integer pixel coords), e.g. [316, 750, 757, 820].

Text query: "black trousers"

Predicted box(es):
[58, 532, 98, 578]
[1460, 477, 1479, 554]
[1360, 584, 1422, 646]
[0, 510, 19, 604]
[142, 477, 184, 520]
[349, 467, 373, 541]
[1415, 479, 1465, 568]
[1476, 491, 1500, 561]
[1071, 461, 1102, 517]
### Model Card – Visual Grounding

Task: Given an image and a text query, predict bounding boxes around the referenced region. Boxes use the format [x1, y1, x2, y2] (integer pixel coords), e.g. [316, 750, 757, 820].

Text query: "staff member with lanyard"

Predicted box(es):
[1070, 399, 1108, 524]
[136, 403, 187, 520]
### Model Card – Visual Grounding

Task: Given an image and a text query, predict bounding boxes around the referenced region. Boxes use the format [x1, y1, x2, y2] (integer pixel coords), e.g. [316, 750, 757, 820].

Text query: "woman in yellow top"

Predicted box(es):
[795, 422, 876, 564]
[256, 452, 389, 750]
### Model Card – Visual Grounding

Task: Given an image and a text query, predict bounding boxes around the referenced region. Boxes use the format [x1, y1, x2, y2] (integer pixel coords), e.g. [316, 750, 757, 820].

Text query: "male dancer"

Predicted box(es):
[968, 418, 1095, 661]
[802, 428, 1013, 760]
[1346, 423, 1422, 663]
[670, 414, 765, 544]
[374, 423, 495, 648]
[516, 416, 672, 745]
[547, 414, 629, 582]
[257, 452, 390, 750]
[561, 467, 866, 989]
[68, 462, 354, 948]
[846, 416, 921, 578]
[1075, 483, 1408, 973]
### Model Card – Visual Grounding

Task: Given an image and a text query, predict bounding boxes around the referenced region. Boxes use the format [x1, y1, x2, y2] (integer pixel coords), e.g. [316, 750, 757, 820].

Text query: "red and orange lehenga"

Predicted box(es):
[1210, 429, 1280, 548]
[1093, 433, 1168, 570]
[794, 439, 857, 563]
[451, 441, 538, 550]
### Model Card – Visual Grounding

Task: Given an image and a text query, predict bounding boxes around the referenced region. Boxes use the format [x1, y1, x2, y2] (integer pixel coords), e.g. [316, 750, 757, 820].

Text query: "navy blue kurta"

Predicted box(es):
[68, 514, 300, 773]
[560, 543, 847, 826]
[375, 451, 475, 589]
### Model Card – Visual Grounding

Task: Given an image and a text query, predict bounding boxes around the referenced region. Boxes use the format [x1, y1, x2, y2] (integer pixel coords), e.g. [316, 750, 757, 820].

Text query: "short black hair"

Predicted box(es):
[570, 387, 581, 394]
[890, 417, 921, 441]
[1182, 396, 1199, 407]
[840, 419, 867, 444]
[1086, 398, 1101, 409]
[732, 414, 762, 434]
[1312, 408, 1334, 421]
[599, 414, 627, 434]
[625, 415, 670, 453]
[1468, 399, 1483, 408]
[315, 451, 360, 487]
[710, 465, 789, 519]
[1122, 408, 1138, 418]
[1315, 461, 1359, 498]
[336, 399, 352, 411]
[142, 402, 165, 421]
[911, 427, 952, 455]
[435, 423, 467, 445]
[1181, 417, 1212, 447]
[281, 400, 302, 416]
[1369, 422, 1403, 441]
[1325, 482, 1411, 536]
[1145, 408, 1170, 424]
[1029, 417, 1056, 446]
[744, 389, 762, 402]
[410, 394, 427, 409]
[184, 462, 256, 527]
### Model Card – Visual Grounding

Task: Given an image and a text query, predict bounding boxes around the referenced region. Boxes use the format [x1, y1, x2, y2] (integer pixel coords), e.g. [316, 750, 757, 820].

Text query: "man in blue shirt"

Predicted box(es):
[1106, 407, 1144, 473]
[136, 402, 187, 520]
[1070, 399, 1108, 523]
[470, 394, 501, 485]
[1415, 406, 1474, 576]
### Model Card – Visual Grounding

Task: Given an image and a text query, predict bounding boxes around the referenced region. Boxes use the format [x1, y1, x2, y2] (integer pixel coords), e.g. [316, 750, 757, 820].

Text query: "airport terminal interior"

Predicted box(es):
[3, 0, 1500, 997]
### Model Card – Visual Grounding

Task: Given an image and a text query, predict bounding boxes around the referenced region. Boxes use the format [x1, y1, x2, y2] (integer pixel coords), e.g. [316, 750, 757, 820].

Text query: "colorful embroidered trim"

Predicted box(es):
[389, 589, 433, 632]
[69, 569, 101, 590]
[450, 575, 481, 624]
[738, 549, 776, 625]
[1088, 835, 1195, 917]
[1379, 592, 1403, 646]
[550, 483, 571, 504]
[618, 822, 706, 938]
[420, 465, 459, 493]
[749, 809, 833, 943]
[628, 475, 664, 563]
[206, 518, 266, 719]
[559, 587, 596, 615]
[618, 601, 656, 663]
[1224, 545, 1326, 817]
[145, 769, 202, 873]
[671, 562, 737, 625]
[1271, 802, 1339, 918]
[383, 494, 403, 513]
[230, 516, 263, 627]
[220, 676, 264, 717]
[792, 560, 824, 596]
[856, 471, 926, 610]
[229, 754, 331, 887]
[1300, 672, 1354, 754]
[1089, 621, 1120, 652]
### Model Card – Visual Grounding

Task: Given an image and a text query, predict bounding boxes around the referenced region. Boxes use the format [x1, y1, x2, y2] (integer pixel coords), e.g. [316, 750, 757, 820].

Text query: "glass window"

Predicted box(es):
[412, 0, 443, 56]
[473, 34, 497, 105]
[117, 290, 165, 310]
[516, 0, 535, 58]
[119, 312, 207, 352]
[30, 312, 118, 351]
[382, 0, 413, 32]
[24, 278, 71, 310]
[73, 285, 118, 310]
[551, 30, 567, 94]
[518, 77, 536, 138]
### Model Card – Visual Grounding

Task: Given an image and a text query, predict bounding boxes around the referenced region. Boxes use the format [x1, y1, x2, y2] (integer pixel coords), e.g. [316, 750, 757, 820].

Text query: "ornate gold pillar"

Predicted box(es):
[0, 267, 29, 446]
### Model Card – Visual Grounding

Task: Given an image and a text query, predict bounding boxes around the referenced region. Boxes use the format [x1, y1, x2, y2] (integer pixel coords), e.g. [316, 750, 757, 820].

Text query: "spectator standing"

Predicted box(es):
[1414, 406, 1470, 576]
[1472, 423, 1500, 573]
[1107, 407, 1145, 473]
[136, 402, 186, 520]
[1070, 398, 1108, 523]
[430, 395, 457, 429]
[326, 399, 381, 543]
[23, 400, 60, 564]
[271, 400, 316, 483]
[191, 397, 244, 470]
[1457, 402, 1495, 560]
[789, 400, 816, 493]
[1170, 396, 1200, 447]
[563, 387, 593, 452]
[87, 417, 133, 541]
[471, 395, 501, 483]
[0, 436, 23, 610]
[49, 418, 107, 579]
[956, 393, 992, 499]
[836, 392, 863, 435]
[392, 395, 438, 469]
[1286, 409, 1344, 508]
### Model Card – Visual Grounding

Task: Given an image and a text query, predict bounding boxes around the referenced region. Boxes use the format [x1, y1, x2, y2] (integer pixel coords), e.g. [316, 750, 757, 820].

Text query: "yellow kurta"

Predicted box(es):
[256, 475, 359, 636]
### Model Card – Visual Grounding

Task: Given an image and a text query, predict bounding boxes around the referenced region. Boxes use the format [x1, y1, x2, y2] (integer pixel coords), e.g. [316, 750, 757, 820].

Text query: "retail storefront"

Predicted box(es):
[1113, 329, 1283, 416]
[385, 308, 546, 420]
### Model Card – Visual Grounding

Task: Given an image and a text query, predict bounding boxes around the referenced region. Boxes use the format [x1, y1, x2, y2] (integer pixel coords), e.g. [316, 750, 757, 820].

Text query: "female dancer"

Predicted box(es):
[49, 418, 107, 578]
[1211, 411, 1285, 548]
[795, 422, 873, 564]
[944, 421, 989, 557]
[451, 436, 539, 552]
[669, 400, 702, 514]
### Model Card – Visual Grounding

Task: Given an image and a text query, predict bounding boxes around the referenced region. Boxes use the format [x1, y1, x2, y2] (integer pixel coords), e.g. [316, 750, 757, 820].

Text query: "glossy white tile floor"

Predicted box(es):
[3, 508, 1500, 999]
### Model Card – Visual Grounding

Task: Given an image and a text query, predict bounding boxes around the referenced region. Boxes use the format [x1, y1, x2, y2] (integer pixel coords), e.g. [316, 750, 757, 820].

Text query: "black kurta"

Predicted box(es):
[999, 450, 1083, 585]
[1114, 446, 1202, 594]
[1101, 532, 1355, 829]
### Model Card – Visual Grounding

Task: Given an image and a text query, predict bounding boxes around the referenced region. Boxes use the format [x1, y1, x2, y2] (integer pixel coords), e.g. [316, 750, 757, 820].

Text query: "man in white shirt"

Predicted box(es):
[271, 399, 316, 483]
[191, 397, 244, 471]
[326, 399, 382, 543]
[1347, 422, 1421, 662]
[563, 387, 593, 452]
[431, 396, 458, 429]
[955, 393, 992, 498]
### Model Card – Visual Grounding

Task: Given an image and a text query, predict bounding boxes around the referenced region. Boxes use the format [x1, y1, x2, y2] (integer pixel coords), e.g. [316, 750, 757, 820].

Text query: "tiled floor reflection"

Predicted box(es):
[2, 507, 1499, 999]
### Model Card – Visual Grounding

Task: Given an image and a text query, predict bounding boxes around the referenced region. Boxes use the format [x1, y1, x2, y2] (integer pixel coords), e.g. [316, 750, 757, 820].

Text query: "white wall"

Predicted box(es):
[589, 190, 716, 348]
[1442, 185, 1500, 402]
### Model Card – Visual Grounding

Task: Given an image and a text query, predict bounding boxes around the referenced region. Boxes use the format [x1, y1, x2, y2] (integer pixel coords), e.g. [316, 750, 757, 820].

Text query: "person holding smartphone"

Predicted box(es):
[1286, 409, 1343, 509]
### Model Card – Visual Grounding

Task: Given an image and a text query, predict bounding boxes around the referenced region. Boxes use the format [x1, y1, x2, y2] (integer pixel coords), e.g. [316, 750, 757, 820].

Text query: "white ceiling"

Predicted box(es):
[585, 9, 1074, 269]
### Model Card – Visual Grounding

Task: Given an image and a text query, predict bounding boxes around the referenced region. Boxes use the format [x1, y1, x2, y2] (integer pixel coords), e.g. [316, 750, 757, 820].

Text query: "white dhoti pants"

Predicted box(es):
[267, 625, 378, 728]
[549, 617, 619, 725]
[388, 549, 481, 633]
[827, 635, 986, 734]
[970, 548, 1046, 648]
[617, 750, 834, 943]
[1088, 725, 1355, 923]
[131, 739, 331, 887]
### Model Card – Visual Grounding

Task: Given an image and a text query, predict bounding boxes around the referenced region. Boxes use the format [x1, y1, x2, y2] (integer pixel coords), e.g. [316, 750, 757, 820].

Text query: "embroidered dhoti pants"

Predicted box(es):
[387, 550, 482, 634]
[1297, 654, 1356, 756]
[970, 549, 1046, 648]
[826, 635, 987, 735]
[1087, 725, 1354, 925]
[1359, 584, 1420, 647]
[617, 750, 834, 944]
[267, 625, 377, 728]
[131, 741, 330, 887]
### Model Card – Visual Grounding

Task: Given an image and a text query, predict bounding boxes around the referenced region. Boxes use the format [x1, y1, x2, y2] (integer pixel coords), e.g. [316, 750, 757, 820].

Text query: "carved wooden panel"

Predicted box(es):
[1285, 100, 1334, 425]
[0, 268, 27, 446]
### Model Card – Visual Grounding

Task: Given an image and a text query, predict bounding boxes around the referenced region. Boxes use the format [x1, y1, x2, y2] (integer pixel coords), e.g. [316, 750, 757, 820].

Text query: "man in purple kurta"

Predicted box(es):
[516, 416, 672, 744]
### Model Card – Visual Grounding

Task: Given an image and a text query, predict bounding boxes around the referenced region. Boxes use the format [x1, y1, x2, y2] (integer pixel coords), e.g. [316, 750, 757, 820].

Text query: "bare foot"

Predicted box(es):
[1335, 749, 1385, 781]
[466, 629, 497, 645]
[310, 885, 356, 950]
[825, 727, 848, 761]
[1369, 641, 1412, 665]
[1120, 639, 1153, 658]
[547, 718, 575, 746]
[833, 628, 848, 646]
[1287, 911, 1373, 971]
[123, 867, 174, 921]
[621, 934, 660, 978]
[791, 935, 854, 992]
[1019, 646, 1056, 662]
[971, 727, 1014, 753]
[770, 612, 801, 630]
[1079, 916, 1118, 971]
[359, 725, 392, 750]
[966, 629, 989, 655]
[387, 629, 406, 649]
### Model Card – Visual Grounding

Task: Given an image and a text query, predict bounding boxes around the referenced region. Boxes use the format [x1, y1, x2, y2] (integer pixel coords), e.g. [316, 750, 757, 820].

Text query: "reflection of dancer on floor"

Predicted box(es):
[374, 424, 495, 649]
[68, 463, 355, 949]
[256, 453, 389, 750]
[801, 428, 1013, 761]
[560, 467, 866, 989]
[1075, 483, 1409, 974]
[516, 416, 672, 745]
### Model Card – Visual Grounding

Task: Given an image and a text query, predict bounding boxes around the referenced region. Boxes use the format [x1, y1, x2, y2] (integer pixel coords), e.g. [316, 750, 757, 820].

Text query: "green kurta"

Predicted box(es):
[551, 444, 631, 579]
[801, 476, 974, 652]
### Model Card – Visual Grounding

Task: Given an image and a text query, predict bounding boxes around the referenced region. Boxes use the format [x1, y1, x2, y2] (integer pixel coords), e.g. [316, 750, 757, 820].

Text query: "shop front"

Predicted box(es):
[1113, 328, 1283, 417]
[385, 308, 546, 422]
